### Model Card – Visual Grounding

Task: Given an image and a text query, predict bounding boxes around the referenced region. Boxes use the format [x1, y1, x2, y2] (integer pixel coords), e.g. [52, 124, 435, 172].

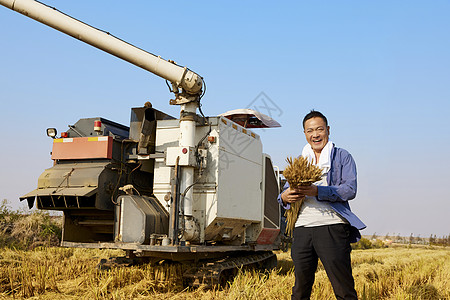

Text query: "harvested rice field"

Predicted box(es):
[0, 246, 448, 299]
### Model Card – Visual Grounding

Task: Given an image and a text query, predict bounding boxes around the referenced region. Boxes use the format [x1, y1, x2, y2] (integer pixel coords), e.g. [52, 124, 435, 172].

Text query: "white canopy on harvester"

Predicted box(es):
[219, 109, 281, 128]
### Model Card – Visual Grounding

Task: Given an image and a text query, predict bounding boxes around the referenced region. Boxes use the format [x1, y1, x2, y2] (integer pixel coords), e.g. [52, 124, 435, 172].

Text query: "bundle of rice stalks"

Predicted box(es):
[283, 156, 323, 237]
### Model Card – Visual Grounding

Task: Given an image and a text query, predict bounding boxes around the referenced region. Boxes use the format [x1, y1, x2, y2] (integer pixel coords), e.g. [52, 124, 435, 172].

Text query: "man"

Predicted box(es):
[278, 110, 366, 300]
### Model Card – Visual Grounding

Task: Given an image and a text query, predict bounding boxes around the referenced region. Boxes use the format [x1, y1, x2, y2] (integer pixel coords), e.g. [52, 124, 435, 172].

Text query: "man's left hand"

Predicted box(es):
[296, 185, 318, 197]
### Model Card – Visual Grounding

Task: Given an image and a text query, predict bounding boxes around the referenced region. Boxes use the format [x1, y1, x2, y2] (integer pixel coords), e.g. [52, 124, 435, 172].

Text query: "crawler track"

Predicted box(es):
[182, 251, 277, 287]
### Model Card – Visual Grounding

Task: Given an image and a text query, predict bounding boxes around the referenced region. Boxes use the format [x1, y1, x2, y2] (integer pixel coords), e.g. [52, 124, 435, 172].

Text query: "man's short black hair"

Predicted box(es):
[302, 110, 328, 129]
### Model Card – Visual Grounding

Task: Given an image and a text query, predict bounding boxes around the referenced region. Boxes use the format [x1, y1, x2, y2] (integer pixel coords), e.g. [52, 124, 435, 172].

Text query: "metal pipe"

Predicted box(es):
[169, 156, 181, 245]
[179, 102, 197, 216]
[0, 0, 203, 95]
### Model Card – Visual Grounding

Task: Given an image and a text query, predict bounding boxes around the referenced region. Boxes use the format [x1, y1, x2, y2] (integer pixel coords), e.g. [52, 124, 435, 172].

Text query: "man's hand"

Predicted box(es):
[281, 185, 319, 205]
[281, 188, 305, 204]
[296, 185, 318, 197]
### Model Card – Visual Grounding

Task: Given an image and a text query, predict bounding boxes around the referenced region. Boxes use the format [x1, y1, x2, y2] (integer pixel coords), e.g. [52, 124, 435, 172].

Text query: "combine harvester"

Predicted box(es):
[1, 0, 283, 286]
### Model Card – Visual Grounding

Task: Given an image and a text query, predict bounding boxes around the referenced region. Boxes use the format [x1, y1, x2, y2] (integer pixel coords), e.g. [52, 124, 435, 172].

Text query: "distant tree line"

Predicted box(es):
[361, 232, 449, 247]
[428, 234, 450, 247]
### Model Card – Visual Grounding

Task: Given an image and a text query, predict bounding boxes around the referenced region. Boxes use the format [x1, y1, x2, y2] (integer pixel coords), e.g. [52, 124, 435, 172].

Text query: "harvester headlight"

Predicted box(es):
[46, 128, 57, 139]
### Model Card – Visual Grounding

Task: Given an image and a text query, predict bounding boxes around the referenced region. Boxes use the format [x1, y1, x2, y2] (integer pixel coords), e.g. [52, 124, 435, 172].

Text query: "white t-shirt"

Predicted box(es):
[295, 172, 346, 227]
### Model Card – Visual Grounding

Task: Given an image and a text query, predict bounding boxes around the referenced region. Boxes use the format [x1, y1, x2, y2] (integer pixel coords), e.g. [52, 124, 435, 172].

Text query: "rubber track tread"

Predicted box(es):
[183, 251, 275, 287]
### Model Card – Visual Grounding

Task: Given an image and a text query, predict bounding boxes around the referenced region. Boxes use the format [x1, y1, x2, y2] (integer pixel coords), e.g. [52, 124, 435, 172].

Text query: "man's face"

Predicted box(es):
[304, 117, 330, 153]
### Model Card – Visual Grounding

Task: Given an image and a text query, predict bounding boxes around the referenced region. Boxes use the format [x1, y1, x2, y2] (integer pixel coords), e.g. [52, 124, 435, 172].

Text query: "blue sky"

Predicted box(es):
[1, 1, 449, 237]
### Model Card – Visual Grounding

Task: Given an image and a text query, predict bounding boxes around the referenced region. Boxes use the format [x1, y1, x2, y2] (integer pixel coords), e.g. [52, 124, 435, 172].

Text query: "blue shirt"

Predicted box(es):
[278, 146, 366, 242]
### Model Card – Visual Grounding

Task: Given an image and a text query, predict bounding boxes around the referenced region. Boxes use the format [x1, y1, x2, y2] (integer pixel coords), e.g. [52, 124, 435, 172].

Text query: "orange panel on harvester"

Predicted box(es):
[51, 136, 113, 160]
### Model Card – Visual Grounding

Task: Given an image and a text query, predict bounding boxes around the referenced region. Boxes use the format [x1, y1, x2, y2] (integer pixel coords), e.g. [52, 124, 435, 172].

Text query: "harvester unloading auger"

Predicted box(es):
[1, 0, 283, 286]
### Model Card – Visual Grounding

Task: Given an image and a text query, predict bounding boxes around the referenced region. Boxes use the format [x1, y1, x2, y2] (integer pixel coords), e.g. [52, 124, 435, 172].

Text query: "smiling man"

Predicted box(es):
[278, 110, 366, 300]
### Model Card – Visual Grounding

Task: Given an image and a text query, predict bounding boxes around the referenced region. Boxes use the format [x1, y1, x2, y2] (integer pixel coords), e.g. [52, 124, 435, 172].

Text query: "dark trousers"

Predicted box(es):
[291, 224, 357, 300]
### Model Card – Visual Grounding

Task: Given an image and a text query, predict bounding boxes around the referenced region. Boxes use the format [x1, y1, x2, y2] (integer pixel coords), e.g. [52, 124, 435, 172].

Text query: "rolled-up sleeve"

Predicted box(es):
[317, 151, 357, 202]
